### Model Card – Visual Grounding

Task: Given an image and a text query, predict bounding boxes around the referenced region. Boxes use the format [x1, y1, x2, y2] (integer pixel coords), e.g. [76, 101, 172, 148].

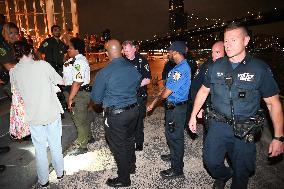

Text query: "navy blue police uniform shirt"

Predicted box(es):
[127, 53, 151, 95]
[204, 53, 279, 118]
[38, 37, 68, 67]
[191, 58, 213, 102]
[166, 59, 191, 104]
[91, 57, 142, 108]
[127, 53, 151, 80]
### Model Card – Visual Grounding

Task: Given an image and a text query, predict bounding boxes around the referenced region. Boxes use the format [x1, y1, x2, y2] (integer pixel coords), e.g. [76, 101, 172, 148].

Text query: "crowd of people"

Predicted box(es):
[0, 16, 283, 189]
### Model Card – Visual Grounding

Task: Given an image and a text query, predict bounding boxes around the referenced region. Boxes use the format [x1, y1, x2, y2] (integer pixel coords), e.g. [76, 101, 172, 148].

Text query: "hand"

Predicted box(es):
[197, 109, 204, 119]
[188, 116, 197, 133]
[268, 139, 284, 157]
[68, 98, 73, 112]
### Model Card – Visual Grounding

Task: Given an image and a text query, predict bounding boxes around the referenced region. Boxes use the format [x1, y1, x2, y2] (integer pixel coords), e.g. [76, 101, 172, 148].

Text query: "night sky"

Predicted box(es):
[78, 0, 284, 40]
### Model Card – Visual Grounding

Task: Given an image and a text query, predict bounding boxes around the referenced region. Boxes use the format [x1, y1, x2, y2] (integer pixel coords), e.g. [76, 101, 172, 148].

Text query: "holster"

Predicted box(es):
[233, 109, 265, 142]
[208, 108, 265, 143]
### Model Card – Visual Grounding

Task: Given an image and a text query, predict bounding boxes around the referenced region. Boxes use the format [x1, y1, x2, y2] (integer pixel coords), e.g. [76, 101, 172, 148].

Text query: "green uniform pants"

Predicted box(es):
[66, 91, 91, 148]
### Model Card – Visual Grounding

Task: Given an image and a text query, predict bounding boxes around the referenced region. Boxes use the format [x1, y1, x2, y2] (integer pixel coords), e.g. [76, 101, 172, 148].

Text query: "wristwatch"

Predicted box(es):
[273, 136, 284, 142]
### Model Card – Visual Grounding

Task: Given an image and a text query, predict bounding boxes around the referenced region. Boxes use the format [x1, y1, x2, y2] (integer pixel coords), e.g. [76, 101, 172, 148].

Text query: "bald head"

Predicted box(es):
[211, 41, 225, 62]
[105, 39, 122, 60]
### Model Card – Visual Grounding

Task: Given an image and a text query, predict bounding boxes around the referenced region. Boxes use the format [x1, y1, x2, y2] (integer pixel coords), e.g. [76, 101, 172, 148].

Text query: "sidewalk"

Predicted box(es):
[27, 107, 284, 189]
[0, 110, 77, 189]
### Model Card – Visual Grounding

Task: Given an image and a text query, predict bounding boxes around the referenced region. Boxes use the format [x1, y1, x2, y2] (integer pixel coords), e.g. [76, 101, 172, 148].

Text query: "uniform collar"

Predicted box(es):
[75, 54, 83, 59]
[225, 52, 253, 65]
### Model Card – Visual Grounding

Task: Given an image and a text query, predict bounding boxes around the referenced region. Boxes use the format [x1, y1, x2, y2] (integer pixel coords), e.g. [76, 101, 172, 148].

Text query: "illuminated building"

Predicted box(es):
[169, 0, 187, 33]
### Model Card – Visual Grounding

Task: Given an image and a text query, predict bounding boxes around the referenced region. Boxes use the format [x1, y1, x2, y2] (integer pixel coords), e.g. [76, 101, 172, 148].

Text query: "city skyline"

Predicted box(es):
[78, 0, 284, 40]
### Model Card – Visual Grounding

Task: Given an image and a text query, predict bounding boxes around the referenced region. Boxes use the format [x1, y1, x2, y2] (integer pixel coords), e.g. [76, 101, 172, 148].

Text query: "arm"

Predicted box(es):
[140, 78, 150, 87]
[2, 63, 15, 71]
[68, 81, 82, 110]
[263, 95, 284, 157]
[140, 56, 151, 87]
[147, 87, 171, 112]
[188, 85, 210, 133]
[91, 71, 106, 105]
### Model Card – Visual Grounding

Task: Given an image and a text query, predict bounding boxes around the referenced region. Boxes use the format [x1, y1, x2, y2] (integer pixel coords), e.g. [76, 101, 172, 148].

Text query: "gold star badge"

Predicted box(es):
[173, 71, 181, 81]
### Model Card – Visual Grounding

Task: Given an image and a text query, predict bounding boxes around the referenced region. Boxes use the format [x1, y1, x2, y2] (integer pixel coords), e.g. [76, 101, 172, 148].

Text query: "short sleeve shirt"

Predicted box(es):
[166, 59, 191, 104]
[63, 54, 90, 86]
[38, 37, 67, 66]
[203, 54, 279, 117]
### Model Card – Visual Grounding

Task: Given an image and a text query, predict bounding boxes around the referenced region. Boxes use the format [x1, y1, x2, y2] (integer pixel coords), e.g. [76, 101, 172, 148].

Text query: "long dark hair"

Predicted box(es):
[13, 41, 32, 60]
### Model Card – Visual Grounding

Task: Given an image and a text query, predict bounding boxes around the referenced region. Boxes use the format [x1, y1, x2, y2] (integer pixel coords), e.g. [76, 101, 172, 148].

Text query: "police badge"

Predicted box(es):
[173, 71, 182, 81]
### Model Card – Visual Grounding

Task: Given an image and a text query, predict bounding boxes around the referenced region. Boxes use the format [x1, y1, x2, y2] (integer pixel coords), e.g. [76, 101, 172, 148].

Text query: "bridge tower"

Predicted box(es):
[169, 0, 187, 33]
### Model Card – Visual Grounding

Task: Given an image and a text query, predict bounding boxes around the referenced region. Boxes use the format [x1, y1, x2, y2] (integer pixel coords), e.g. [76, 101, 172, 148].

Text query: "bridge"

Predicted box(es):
[140, 9, 284, 50]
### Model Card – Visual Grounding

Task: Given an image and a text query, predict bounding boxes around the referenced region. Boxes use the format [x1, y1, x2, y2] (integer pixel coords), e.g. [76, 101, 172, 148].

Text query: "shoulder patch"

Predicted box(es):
[43, 42, 48, 47]
[173, 71, 182, 81]
[144, 64, 149, 71]
[0, 48, 6, 56]
[76, 72, 82, 80]
[74, 64, 80, 71]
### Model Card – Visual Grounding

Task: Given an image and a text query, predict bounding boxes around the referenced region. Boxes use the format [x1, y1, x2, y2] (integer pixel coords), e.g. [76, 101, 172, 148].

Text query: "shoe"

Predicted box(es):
[213, 170, 233, 189]
[135, 144, 143, 151]
[22, 135, 32, 141]
[0, 146, 10, 154]
[106, 177, 131, 187]
[213, 179, 226, 189]
[57, 170, 65, 180]
[161, 154, 171, 162]
[40, 181, 49, 188]
[68, 147, 88, 156]
[160, 168, 184, 179]
[0, 165, 6, 173]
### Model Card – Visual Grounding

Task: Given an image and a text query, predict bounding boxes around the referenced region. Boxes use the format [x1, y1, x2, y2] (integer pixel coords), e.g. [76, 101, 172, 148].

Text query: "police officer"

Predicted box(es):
[191, 41, 225, 120]
[0, 22, 19, 173]
[0, 22, 19, 95]
[63, 37, 91, 156]
[38, 25, 68, 75]
[38, 25, 68, 111]
[122, 40, 151, 151]
[189, 22, 284, 189]
[147, 41, 191, 179]
[91, 40, 141, 187]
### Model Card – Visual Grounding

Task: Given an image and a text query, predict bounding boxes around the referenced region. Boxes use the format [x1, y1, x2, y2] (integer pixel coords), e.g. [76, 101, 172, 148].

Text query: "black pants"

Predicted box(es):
[104, 106, 139, 183]
[135, 97, 147, 145]
[165, 103, 187, 172]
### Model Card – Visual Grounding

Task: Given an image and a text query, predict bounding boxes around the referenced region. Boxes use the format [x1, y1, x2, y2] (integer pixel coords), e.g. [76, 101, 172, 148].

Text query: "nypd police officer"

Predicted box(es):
[189, 22, 284, 189]
[91, 40, 141, 187]
[63, 37, 92, 156]
[147, 41, 191, 179]
[122, 40, 151, 151]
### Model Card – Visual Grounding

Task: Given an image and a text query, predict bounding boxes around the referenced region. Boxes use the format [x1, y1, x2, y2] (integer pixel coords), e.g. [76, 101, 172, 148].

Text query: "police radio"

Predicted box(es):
[225, 75, 236, 127]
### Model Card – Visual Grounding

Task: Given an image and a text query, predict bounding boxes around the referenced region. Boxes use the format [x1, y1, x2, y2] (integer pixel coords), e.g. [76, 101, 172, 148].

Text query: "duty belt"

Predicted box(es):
[79, 85, 92, 92]
[64, 84, 92, 93]
[165, 101, 187, 110]
[104, 103, 138, 115]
